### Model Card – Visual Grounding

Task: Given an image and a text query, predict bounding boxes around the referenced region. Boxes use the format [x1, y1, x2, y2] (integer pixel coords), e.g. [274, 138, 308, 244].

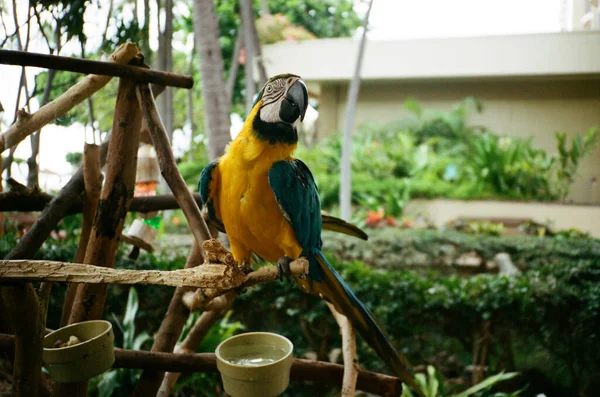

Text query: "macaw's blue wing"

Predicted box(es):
[198, 161, 225, 232]
[268, 159, 422, 396]
[268, 159, 322, 255]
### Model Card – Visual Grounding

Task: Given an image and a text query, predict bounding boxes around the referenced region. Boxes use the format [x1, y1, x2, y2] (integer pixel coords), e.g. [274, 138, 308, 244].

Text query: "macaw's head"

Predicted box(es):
[251, 73, 308, 144]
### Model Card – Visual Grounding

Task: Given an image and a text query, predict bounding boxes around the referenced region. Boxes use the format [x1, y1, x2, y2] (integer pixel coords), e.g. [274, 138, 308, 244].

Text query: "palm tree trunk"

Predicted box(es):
[193, 0, 231, 161]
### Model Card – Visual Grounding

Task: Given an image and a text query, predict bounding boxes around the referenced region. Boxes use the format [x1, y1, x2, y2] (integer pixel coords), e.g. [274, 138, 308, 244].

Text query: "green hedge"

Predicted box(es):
[3, 230, 599, 395]
[233, 256, 600, 396]
[322, 228, 600, 272]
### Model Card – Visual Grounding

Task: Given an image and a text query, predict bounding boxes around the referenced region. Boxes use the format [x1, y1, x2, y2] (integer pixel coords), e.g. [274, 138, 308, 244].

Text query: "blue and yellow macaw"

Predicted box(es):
[199, 74, 420, 393]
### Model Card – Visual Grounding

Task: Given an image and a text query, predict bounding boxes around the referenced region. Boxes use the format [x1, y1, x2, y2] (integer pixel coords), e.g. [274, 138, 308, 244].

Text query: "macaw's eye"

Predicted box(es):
[266, 85, 273, 93]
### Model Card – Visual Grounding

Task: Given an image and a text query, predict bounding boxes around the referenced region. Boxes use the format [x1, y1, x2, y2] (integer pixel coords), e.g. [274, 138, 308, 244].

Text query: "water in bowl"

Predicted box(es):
[225, 344, 288, 367]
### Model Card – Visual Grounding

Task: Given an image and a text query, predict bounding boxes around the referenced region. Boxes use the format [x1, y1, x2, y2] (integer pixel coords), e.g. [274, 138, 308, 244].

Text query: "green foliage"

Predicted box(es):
[90, 287, 152, 397]
[554, 127, 599, 202]
[233, 251, 600, 396]
[401, 366, 521, 397]
[465, 134, 556, 200]
[324, 228, 600, 272]
[65, 151, 83, 167]
[298, 98, 599, 211]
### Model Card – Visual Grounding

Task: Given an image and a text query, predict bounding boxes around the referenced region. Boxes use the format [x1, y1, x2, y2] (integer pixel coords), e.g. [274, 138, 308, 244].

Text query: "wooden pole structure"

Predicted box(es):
[0, 49, 193, 88]
[0, 334, 402, 397]
[68, 76, 142, 323]
[54, 75, 141, 397]
[60, 143, 102, 326]
[0, 44, 139, 154]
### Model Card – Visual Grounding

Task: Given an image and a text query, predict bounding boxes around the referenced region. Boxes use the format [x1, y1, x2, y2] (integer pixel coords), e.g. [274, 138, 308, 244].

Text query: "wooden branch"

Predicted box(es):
[0, 334, 401, 396]
[0, 191, 203, 213]
[136, 83, 213, 247]
[61, 143, 102, 327]
[68, 75, 143, 325]
[0, 49, 193, 89]
[0, 260, 246, 289]
[327, 302, 359, 397]
[0, 43, 139, 154]
[182, 259, 309, 312]
[159, 291, 237, 395]
[132, 241, 205, 396]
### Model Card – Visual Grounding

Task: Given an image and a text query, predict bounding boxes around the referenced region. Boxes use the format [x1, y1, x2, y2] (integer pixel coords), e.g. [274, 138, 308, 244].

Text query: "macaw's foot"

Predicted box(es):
[277, 255, 294, 283]
[240, 262, 253, 275]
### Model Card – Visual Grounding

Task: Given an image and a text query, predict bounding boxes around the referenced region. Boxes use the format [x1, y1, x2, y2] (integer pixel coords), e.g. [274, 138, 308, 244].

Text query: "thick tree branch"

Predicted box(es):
[69, 75, 142, 324]
[327, 302, 359, 397]
[0, 49, 193, 89]
[136, 83, 212, 247]
[0, 260, 246, 289]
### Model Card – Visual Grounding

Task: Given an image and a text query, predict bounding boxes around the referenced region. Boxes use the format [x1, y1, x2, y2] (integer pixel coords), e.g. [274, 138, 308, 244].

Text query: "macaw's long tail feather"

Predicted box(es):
[308, 250, 423, 397]
[321, 213, 369, 241]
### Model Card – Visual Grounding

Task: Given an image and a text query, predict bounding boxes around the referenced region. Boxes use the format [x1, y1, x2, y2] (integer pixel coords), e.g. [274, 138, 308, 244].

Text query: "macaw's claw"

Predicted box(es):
[277, 255, 294, 283]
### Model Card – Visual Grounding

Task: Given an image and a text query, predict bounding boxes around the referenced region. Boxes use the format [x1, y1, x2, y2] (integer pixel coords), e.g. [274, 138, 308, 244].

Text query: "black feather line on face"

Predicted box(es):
[252, 112, 298, 145]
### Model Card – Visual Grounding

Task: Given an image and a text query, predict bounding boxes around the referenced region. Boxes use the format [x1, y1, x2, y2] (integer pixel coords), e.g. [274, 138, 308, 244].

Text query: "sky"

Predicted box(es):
[1, 0, 565, 190]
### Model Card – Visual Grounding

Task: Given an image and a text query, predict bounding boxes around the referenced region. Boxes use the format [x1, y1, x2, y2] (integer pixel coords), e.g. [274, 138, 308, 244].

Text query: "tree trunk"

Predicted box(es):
[193, 0, 231, 161]
[240, 0, 255, 114]
[339, 0, 374, 221]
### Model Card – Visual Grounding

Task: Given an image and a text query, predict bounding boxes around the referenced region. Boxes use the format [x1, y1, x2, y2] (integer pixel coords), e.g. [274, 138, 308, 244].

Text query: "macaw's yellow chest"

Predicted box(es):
[216, 138, 302, 264]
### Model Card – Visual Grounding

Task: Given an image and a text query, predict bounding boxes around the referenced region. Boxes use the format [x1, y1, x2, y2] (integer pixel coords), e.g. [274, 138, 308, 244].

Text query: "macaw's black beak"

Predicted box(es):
[279, 79, 308, 124]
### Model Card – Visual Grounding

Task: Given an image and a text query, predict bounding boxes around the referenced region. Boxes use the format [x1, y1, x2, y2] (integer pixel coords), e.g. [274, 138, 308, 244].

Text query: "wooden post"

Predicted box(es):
[58, 76, 142, 397]
[60, 143, 102, 326]
[69, 76, 142, 323]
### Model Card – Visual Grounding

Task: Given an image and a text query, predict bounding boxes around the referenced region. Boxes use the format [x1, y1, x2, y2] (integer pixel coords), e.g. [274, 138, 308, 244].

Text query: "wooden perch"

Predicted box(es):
[328, 302, 359, 397]
[0, 49, 193, 89]
[0, 260, 247, 289]
[136, 83, 212, 248]
[0, 43, 139, 154]
[182, 259, 309, 312]
[0, 334, 401, 397]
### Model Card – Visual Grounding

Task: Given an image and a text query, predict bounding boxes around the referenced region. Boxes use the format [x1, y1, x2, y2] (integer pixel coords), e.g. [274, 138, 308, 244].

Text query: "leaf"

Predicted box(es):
[123, 287, 139, 328]
[97, 370, 118, 397]
[132, 332, 152, 351]
[404, 97, 423, 118]
[453, 372, 519, 397]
